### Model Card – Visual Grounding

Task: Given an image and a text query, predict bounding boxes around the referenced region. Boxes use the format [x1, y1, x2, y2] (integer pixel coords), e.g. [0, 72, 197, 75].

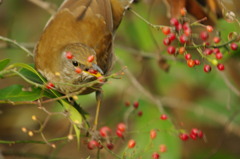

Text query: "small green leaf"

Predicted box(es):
[19, 64, 45, 84]
[60, 100, 82, 146]
[0, 85, 42, 102]
[11, 63, 46, 83]
[0, 59, 10, 71]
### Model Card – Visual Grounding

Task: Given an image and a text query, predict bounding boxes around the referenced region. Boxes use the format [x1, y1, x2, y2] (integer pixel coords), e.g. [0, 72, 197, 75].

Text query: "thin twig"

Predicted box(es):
[117, 59, 164, 113]
[160, 97, 240, 137]
[129, 9, 170, 31]
[218, 71, 240, 97]
[0, 36, 33, 56]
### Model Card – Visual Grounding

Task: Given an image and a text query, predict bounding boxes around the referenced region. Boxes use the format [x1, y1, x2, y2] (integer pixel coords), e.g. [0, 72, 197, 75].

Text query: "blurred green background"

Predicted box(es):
[0, 0, 240, 159]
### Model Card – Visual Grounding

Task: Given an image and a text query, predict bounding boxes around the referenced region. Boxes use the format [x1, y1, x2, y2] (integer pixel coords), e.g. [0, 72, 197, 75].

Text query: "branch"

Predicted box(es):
[0, 36, 33, 56]
[160, 97, 240, 137]
[218, 71, 240, 97]
[117, 58, 165, 113]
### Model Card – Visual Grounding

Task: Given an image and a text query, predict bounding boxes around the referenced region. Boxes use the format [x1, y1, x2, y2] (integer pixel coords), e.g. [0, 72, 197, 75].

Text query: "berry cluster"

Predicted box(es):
[149, 130, 168, 159]
[179, 128, 204, 141]
[161, 9, 239, 73]
[125, 101, 143, 116]
[87, 122, 127, 151]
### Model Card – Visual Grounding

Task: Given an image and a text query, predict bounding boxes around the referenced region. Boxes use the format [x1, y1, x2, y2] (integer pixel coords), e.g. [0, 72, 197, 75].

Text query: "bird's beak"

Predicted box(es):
[83, 63, 104, 78]
[92, 63, 104, 75]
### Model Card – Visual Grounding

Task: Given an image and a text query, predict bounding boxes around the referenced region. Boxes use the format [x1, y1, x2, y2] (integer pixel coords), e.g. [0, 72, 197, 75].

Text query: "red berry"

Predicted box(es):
[88, 69, 97, 74]
[179, 34, 188, 44]
[183, 23, 190, 30]
[187, 59, 195, 67]
[213, 37, 221, 43]
[216, 52, 223, 59]
[97, 76, 104, 83]
[133, 101, 139, 109]
[167, 46, 176, 54]
[170, 18, 179, 26]
[190, 133, 197, 140]
[152, 152, 160, 159]
[163, 38, 171, 46]
[168, 33, 176, 41]
[206, 25, 213, 32]
[138, 111, 143, 116]
[200, 31, 209, 41]
[150, 129, 157, 139]
[179, 133, 189, 141]
[117, 123, 126, 132]
[159, 144, 167, 153]
[160, 114, 168, 120]
[125, 101, 130, 107]
[191, 128, 199, 136]
[87, 55, 94, 62]
[179, 47, 186, 54]
[66, 51, 73, 59]
[99, 126, 111, 137]
[185, 53, 191, 60]
[180, 8, 187, 16]
[213, 48, 220, 54]
[217, 63, 225, 71]
[204, 65, 212, 73]
[230, 43, 238, 50]
[87, 140, 99, 150]
[176, 23, 183, 31]
[46, 82, 54, 89]
[128, 139, 136, 148]
[75, 67, 82, 74]
[198, 130, 204, 138]
[204, 48, 213, 55]
[107, 143, 114, 150]
[162, 27, 171, 35]
[116, 129, 124, 138]
[194, 59, 201, 65]
[184, 28, 192, 36]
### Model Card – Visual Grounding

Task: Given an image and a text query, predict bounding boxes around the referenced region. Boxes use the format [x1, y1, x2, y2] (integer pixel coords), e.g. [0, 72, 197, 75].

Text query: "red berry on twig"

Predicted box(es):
[204, 65, 212, 73]
[160, 114, 168, 120]
[167, 46, 176, 54]
[128, 139, 136, 148]
[152, 152, 160, 159]
[230, 43, 238, 50]
[179, 133, 189, 141]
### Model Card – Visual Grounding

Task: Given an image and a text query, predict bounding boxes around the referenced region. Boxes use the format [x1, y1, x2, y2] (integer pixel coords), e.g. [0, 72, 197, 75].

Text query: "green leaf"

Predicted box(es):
[18, 64, 45, 84]
[60, 100, 82, 146]
[0, 85, 42, 102]
[11, 63, 46, 83]
[0, 59, 10, 71]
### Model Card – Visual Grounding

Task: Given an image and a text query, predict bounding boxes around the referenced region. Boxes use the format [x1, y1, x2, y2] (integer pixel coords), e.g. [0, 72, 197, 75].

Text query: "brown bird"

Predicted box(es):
[34, 0, 132, 128]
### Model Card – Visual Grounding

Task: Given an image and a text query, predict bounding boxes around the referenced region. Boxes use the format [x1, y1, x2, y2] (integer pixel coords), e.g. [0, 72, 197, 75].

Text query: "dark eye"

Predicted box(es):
[72, 61, 78, 67]
[84, 68, 89, 71]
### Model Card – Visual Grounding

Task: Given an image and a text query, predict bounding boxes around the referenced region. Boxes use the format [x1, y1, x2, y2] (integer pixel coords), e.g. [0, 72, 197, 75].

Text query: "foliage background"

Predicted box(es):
[0, 0, 240, 158]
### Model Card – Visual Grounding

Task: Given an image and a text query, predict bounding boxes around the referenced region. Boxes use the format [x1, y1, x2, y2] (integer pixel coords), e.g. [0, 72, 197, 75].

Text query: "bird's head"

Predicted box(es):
[56, 43, 103, 93]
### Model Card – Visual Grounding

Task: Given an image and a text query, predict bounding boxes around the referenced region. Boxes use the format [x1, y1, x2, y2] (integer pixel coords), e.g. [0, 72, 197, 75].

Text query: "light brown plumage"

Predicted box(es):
[34, 0, 130, 94]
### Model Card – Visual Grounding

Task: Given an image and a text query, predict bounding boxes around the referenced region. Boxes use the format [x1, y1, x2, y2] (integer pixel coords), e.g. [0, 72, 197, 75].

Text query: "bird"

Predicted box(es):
[34, 0, 133, 128]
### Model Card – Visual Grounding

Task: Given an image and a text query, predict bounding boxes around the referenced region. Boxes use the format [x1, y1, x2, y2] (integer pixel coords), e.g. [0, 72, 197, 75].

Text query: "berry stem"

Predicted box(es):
[129, 9, 172, 31]
[186, 35, 239, 49]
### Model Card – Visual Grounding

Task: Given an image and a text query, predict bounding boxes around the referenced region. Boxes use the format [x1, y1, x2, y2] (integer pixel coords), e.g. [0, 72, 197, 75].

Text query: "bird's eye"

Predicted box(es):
[84, 68, 89, 71]
[72, 61, 78, 67]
